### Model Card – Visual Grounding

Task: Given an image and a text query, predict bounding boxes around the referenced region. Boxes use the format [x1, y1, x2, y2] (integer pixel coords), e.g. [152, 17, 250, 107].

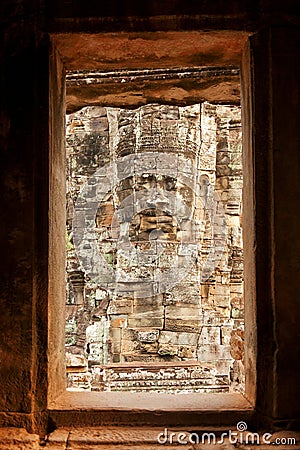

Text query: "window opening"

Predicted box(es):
[65, 73, 244, 394]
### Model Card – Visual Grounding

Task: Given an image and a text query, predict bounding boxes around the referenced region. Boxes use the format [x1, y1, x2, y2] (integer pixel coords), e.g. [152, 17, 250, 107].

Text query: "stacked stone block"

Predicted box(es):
[65, 102, 244, 392]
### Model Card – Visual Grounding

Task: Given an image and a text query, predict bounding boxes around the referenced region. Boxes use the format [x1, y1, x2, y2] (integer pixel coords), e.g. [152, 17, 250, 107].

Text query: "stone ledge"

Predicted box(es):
[0, 427, 298, 449]
[0, 427, 40, 449]
[47, 428, 69, 448]
[46, 427, 230, 449]
[45, 428, 299, 449]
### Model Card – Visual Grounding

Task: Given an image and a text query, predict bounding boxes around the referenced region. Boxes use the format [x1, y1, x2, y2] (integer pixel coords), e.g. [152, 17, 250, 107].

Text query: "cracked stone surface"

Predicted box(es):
[65, 102, 244, 394]
[0, 427, 40, 449]
[1, 428, 299, 449]
[65, 102, 244, 393]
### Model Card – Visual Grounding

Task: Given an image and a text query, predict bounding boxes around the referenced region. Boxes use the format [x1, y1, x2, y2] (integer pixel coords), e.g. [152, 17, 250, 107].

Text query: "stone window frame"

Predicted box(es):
[47, 31, 263, 429]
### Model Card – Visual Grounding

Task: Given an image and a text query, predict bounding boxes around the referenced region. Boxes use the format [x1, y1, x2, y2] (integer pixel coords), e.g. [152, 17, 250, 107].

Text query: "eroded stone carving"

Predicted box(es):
[65, 103, 244, 392]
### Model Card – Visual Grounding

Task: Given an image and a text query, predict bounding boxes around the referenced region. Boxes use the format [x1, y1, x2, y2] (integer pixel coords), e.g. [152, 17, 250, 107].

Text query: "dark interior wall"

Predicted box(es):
[242, 27, 300, 425]
[48, 0, 258, 20]
[270, 27, 300, 422]
[0, 5, 50, 430]
[46, 0, 299, 32]
[0, 0, 299, 434]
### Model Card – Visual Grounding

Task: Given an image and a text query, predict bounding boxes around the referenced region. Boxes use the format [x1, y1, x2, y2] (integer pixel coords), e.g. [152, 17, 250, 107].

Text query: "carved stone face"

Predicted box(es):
[65, 102, 244, 393]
